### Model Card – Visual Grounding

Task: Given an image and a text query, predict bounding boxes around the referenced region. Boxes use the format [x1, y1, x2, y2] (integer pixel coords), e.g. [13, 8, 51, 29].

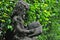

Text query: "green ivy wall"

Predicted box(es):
[0, 0, 60, 40]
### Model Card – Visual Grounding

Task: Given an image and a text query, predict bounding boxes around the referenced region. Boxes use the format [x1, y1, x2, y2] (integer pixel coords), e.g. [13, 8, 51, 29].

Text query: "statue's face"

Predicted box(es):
[15, 1, 29, 15]
[13, 1, 29, 19]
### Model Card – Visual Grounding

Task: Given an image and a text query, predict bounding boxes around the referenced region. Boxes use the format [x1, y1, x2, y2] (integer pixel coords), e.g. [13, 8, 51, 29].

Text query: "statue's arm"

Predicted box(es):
[16, 23, 34, 33]
[13, 16, 34, 33]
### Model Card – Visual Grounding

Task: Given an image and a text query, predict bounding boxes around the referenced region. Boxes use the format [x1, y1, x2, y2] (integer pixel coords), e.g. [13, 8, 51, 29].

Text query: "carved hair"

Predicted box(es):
[11, 0, 29, 18]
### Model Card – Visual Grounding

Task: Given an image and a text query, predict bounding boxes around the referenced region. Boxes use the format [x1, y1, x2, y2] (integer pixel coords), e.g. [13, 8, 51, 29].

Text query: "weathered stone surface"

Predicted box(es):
[5, 0, 42, 40]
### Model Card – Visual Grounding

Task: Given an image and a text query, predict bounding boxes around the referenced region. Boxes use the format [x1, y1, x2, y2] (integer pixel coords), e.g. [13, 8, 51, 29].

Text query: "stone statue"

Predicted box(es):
[4, 0, 42, 40]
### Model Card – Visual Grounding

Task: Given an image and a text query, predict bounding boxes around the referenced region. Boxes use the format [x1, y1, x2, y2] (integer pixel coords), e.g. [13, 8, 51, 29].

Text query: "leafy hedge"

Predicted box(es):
[0, 0, 60, 40]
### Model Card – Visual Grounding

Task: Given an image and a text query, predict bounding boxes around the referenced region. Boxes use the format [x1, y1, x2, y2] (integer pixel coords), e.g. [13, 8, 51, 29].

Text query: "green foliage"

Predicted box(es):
[0, 0, 60, 40]
[25, 0, 60, 40]
[0, 0, 17, 30]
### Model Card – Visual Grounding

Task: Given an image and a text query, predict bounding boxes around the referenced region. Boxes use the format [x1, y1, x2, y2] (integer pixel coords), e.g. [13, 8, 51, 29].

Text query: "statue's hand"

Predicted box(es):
[29, 29, 35, 34]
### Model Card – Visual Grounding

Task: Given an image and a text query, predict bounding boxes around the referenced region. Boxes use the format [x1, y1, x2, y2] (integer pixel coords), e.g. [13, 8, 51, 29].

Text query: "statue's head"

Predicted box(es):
[14, 1, 29, 15]
[11, 0, 29, 19]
